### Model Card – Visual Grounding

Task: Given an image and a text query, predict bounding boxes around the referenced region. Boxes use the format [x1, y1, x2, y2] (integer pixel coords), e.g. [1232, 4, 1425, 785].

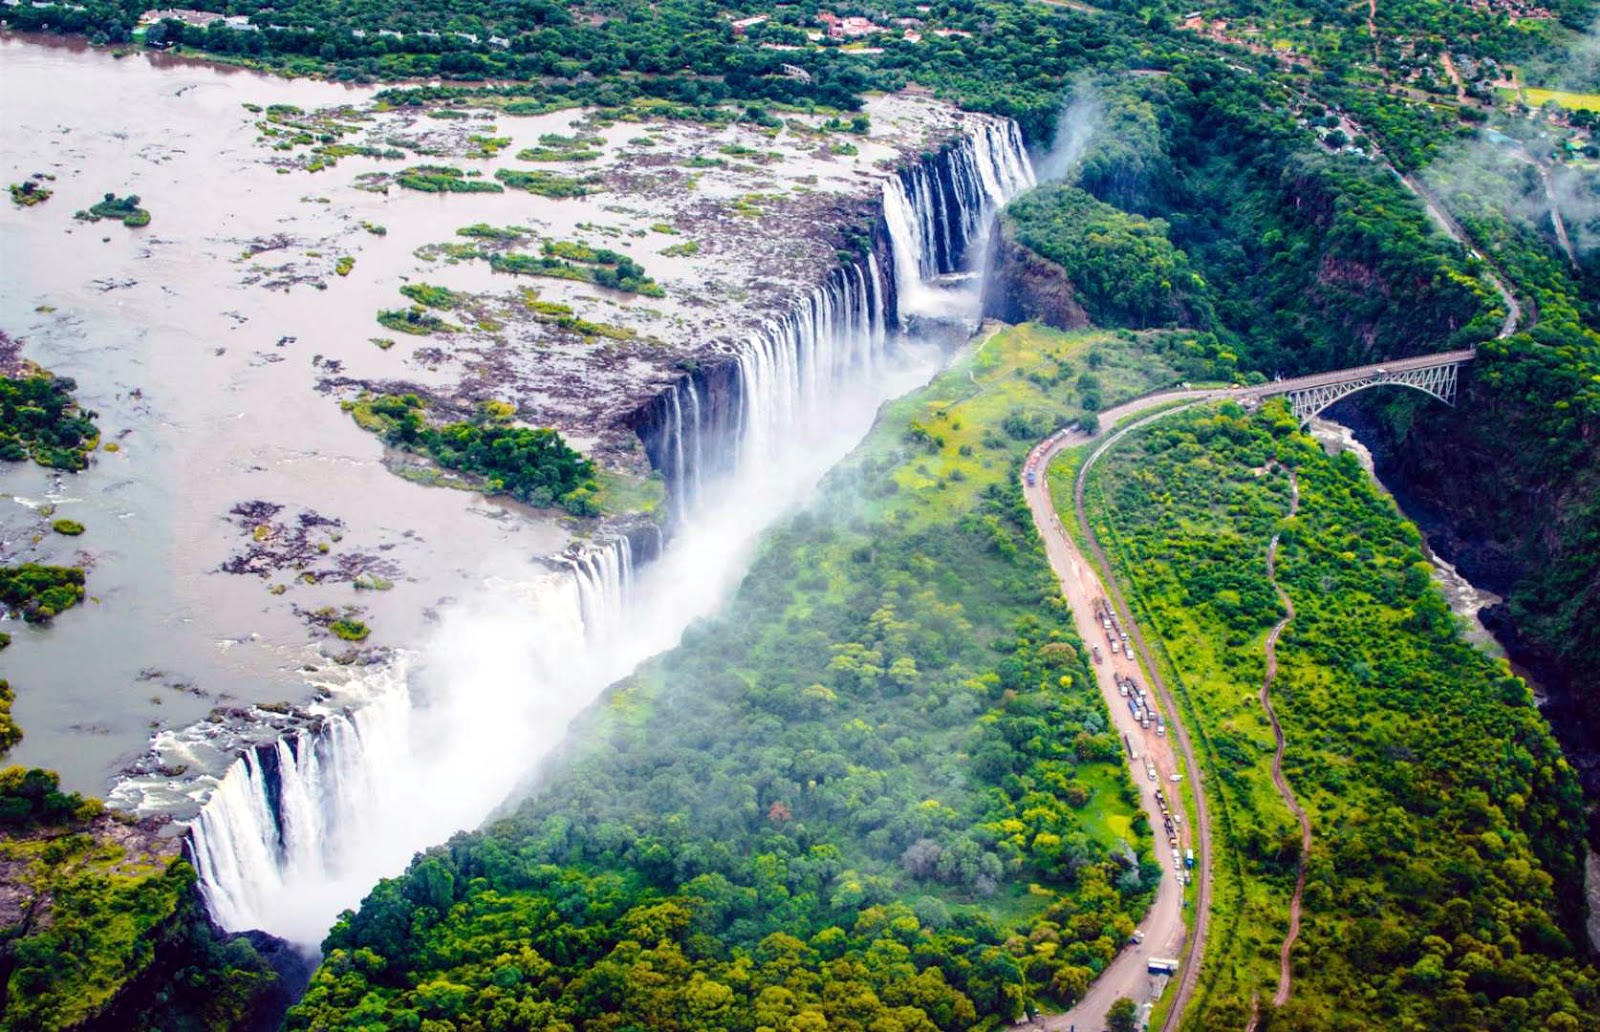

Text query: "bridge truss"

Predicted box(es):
[1277, 360, 1465, 425]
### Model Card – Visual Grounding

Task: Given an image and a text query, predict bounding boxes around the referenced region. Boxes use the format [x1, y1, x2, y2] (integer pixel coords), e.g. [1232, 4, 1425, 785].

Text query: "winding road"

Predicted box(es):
[1252, 469, 1311, 1022]
[1018, 353, 1474, 1028]
[1022, 392, 1216, 1032]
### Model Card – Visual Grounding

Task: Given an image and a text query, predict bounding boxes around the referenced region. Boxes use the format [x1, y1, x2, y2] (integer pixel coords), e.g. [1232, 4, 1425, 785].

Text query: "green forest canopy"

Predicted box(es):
[289, 328, 1179, 1030]
[1079, 401, 1596, 1029]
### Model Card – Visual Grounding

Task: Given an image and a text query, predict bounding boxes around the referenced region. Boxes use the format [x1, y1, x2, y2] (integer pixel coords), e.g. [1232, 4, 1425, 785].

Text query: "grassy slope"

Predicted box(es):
[287, 324, 1189, 1029]
[1079, 400, 1597, 1030]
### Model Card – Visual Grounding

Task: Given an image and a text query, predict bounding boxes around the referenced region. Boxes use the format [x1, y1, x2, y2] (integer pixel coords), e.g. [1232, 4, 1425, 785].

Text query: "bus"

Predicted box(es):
[1148, 958, 1179, 976]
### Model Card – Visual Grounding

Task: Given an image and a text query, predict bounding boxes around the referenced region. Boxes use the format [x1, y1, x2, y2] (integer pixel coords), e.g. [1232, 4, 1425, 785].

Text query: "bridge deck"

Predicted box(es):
[1245, 349, 1476, 399]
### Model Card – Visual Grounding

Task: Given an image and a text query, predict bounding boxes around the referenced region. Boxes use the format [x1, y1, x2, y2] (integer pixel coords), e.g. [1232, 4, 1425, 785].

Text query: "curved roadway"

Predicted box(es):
[1023, 393, 1214, 1032]
[1019, 353, 1474, 1029]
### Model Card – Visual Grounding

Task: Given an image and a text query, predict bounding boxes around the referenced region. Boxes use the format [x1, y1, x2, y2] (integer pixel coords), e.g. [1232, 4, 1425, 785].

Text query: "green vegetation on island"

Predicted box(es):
[487, 241, 666, 297]
[0, 681, 18, 756]
[1073, 401, 1596, 1029]
[0, 367, 100, 470]
[0, 564, 86, 624]
[74, 192, 150, 227]
[394, 164, 503, 193]
[398, 282, 464, 309]
[455, 223, 529, 241]
[492, 167, 599, 198]
[329, 617, 371, 642]
[346, 394, 601, 516]
[376, 307, 460, 336]
[516, 132, 605, 162]
[8, 177, 52, 207]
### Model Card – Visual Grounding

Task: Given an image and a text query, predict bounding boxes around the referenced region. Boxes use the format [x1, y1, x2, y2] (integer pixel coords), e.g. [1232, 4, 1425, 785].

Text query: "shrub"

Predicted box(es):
[329, 618, 370, 642]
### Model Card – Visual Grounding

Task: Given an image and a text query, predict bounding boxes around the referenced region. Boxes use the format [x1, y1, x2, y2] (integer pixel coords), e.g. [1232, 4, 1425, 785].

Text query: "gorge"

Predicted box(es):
[5, 1, 1599, 1026]
[107, 101, 1037, 948]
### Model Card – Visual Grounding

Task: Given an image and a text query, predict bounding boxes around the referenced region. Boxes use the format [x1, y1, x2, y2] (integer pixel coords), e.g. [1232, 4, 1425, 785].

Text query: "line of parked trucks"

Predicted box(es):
[1096, 598, 1131, 659]
[1153, 784, 1196, 885]
[1021, 427, 1077, 488]
[1119, 673, 1165, 737]
[1092, 598, 1200, 897]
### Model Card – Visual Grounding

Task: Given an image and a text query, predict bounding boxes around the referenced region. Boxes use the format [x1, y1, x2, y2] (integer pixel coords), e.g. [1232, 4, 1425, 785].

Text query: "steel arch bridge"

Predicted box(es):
[1247, 349, 1476, 425]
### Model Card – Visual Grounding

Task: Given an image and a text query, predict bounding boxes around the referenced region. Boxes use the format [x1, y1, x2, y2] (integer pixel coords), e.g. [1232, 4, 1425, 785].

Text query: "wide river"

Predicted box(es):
[0, 37, 590, 792]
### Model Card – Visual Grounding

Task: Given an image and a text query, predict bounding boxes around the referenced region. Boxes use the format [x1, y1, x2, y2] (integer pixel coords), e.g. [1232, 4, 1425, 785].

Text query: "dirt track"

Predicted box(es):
[1261, 470, 1310, 1009]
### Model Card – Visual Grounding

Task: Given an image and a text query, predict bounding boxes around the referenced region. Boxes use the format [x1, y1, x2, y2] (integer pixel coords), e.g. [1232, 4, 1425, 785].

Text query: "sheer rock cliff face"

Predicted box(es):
[980, 224, 1091, 331]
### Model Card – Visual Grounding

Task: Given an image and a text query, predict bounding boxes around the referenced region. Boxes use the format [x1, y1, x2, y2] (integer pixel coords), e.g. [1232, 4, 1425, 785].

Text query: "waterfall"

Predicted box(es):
[735, 261, 891, 472]
[882, 116, 1035, 319]
[143, 113, 1034, 948]
[651, 114, 1034, 513]
[174, 537, 636, 946]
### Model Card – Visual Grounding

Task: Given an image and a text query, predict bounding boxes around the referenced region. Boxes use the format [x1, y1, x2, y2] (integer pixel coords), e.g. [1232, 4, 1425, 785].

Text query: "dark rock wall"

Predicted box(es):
[981, 222, 1091, 331]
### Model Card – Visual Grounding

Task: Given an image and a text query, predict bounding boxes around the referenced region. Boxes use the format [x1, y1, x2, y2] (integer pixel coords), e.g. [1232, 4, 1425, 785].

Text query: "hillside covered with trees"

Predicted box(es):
[287, 328, 1184, 1030]
[4, 0, 1599, 1027]
[1045, 65, 1600, 815]
[1078, 401, 1596, 1029]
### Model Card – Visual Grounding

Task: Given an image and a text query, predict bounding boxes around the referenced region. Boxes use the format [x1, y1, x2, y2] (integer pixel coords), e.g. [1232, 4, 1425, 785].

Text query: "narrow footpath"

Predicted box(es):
[1245, 469, 1312, 1030]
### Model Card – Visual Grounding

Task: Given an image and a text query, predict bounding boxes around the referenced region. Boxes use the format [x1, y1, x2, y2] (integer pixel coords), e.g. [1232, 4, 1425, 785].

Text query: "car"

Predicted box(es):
[1130, 929, 1145, 945]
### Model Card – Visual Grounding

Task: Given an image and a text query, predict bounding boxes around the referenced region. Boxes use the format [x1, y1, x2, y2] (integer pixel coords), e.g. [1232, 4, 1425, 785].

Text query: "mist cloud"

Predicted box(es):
[1035, 81, 1103, 185]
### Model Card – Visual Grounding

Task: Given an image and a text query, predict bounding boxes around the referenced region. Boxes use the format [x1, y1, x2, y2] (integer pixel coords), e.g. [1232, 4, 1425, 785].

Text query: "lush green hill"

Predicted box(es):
[1058, 67, 1600, 813]
[1074, 400, 1597, 1030]
[1000, 184, 1211, 330]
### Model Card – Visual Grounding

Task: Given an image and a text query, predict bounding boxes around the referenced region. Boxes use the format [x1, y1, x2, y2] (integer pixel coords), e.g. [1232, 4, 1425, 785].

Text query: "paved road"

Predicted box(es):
[1016, 350, 1474, 1029]
[1021, 393, 1214, 1031]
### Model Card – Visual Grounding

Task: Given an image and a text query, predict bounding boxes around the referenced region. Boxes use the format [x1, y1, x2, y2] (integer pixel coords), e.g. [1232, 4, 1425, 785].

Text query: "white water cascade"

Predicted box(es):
[149, 114, 1034, 948]
[883, 116, 1035, 319]
[187, 538, 640, 942]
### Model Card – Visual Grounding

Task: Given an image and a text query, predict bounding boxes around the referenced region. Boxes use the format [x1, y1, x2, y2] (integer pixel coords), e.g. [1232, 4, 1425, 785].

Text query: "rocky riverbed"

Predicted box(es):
[0, 34, 985, 796]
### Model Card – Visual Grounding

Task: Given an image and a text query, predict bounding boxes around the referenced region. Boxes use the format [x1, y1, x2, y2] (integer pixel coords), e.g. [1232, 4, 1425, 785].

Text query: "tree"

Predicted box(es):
[1107, 995, 1139, 1032]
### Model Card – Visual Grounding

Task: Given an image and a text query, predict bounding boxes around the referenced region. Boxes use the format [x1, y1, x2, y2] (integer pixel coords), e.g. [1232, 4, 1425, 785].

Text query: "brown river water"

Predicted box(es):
[0, 33, 970, 799]
[0, 36, 579, 792]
